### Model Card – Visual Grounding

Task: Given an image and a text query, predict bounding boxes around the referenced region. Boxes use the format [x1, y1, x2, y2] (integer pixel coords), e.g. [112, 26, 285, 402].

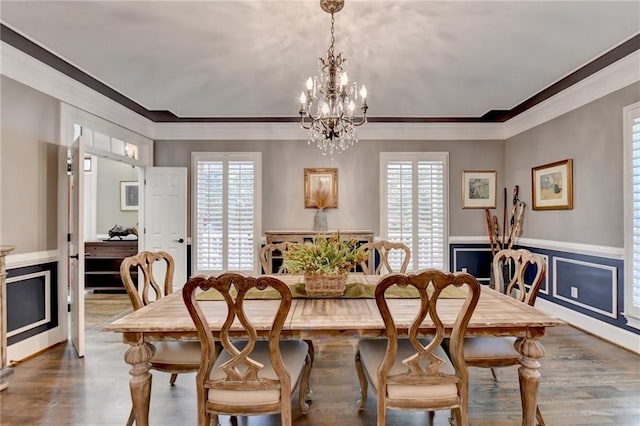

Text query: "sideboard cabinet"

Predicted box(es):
[85, 240, 138, 291]
[263, 230, 374, 274]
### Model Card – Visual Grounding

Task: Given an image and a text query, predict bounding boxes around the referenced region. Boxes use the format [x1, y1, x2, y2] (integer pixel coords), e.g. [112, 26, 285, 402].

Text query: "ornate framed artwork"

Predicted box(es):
[531, 159, 573, 210]
[304, 168, 338, 209]
[120, 181, 139, 211]
[462, 170, 497, 208]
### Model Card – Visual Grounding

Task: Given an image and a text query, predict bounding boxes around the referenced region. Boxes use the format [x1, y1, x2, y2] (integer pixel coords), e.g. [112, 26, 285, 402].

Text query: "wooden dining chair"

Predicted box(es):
[354, 270, 481, 426]
[182, 273, 312, 426]
[463, 248, 547, 425]
[359, 240, 411, 275]
[120, 251, 201, 425]
[259, 242, 294, 274]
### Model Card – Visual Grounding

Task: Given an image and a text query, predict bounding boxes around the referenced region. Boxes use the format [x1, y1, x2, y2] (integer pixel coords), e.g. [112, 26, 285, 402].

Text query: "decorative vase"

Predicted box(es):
[313, 210, 328, 232]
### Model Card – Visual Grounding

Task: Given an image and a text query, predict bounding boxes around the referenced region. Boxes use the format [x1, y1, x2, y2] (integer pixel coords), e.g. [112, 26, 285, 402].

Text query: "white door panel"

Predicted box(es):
[69, 135, 87, 357]
[144, 167, 187, 290]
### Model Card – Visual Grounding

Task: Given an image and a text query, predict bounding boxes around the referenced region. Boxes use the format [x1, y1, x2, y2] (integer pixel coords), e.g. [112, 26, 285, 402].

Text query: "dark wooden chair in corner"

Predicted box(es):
[463, 248, 547, 425]
[120, 251, 201, 425]
[359, 240, 411, 274]
[354, 270, 481, 426]
[182, 273, 312, 426]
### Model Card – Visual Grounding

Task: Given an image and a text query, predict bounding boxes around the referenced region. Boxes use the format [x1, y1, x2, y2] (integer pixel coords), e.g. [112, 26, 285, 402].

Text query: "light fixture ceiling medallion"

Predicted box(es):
[299, 0, 368, 156]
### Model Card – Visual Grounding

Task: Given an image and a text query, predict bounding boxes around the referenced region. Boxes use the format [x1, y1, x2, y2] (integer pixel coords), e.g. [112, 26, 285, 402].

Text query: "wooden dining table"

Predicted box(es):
[106, 275, 564, 426]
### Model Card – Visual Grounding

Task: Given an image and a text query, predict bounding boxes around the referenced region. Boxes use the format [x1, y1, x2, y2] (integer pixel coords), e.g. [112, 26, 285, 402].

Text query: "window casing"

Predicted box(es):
[192, 152, 261, 275]
[624, 102, 640, 329]
[380, 152, 449, 272]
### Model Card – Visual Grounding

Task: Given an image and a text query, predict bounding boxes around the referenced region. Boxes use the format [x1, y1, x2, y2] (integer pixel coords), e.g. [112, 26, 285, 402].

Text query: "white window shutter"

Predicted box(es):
[192, 153, 260, 275]
[625, 105, 640, 326]
[382, 153, 448, 272]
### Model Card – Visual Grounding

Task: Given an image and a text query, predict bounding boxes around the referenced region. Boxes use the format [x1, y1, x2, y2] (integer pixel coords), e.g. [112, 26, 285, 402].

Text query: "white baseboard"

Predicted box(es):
[536, 298, 640, 355]
[7, 326, 67, 363]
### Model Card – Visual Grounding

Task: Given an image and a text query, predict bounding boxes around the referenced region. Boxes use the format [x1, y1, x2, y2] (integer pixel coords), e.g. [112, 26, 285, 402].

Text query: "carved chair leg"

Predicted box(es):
[169, 373, 178, 386]
[490, 367, 498, 381]
[126, 407, 135, 426]
[298, 352, 312, 414]
[536, 405, 545, 426]
[303, 339, 315, 401]
[354, 349, 368, 411]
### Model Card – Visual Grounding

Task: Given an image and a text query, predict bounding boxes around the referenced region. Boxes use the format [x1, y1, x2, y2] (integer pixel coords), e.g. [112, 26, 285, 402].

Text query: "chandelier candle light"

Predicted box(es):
[299, 0, 368, 156]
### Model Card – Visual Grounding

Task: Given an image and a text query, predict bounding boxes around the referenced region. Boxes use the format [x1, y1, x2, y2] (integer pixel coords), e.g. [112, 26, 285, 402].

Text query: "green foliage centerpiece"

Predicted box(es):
[283, 233, 368, 296]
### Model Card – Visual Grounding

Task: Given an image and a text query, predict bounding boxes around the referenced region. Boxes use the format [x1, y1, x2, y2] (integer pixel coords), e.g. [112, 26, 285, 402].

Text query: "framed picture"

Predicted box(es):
[120, 181, 139, 211]
[462, 170, 497, 208]
[304, 168, 338, 209]
[532, 159, 573, 210]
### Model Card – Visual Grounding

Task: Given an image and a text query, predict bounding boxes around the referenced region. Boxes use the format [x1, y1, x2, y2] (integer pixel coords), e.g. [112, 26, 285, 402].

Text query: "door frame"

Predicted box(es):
[58, 104, 152, 355]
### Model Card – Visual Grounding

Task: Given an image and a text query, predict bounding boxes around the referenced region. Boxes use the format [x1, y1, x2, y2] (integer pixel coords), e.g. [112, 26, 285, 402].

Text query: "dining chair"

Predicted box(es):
[259, 242, 294, 274]
[359, 240, 411, 275]
[182, 273, 312, 426]
[463, 248, 547, 425]
[354, 270, 481, 426]
[120, 251, 201, 425]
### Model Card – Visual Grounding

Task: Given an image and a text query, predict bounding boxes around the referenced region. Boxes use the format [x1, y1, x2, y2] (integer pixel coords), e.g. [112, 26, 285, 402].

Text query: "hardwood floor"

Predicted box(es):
[1, 293, 639, 425]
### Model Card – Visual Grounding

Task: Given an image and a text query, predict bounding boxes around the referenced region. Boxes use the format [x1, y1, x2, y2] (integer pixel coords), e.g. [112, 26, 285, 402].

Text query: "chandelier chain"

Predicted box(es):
[329, 13, 335, 57]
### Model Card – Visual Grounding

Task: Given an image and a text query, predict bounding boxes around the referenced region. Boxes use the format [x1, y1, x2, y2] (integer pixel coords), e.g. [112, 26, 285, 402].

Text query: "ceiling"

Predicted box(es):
[1, 1, 639, 121]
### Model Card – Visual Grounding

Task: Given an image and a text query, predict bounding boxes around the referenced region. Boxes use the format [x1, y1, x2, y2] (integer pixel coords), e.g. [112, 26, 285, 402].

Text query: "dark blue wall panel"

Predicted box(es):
[449, 243, 635, 336]
[6, 262, 58, 345]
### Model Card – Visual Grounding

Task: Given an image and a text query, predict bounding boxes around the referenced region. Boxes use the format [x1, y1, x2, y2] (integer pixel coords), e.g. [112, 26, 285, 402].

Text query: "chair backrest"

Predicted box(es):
[182, 273, 293, 402]
[259, 242, 293, 274]
[360, 240, 411, 274]
[492, 248, 546, 306]
[120, 251, 175, 311]
[374, 270, 481, 400]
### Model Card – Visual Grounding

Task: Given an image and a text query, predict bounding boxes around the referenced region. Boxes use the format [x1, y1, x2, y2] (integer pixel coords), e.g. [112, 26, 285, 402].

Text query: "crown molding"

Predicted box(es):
[504, 50, 640, 139]
[1, 29, 638, 142]
[0, 41, 155, 139]
[153, 121, 504, 140]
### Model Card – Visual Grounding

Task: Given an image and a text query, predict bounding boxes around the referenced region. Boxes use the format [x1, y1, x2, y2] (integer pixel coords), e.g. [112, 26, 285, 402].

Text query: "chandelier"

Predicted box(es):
[299, 0, 368, 156]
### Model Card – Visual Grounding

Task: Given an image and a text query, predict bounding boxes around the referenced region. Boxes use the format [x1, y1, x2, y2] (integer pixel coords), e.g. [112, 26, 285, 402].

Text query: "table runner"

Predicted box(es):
[197, 275, 467, 300]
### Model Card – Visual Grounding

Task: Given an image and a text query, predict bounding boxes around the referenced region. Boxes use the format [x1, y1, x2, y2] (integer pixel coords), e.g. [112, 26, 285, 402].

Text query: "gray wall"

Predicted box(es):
[95, 157, 138, 235]
[505, 81, 640, 248]
[1, 77, 59, 253]
[154, 138, 505, 238]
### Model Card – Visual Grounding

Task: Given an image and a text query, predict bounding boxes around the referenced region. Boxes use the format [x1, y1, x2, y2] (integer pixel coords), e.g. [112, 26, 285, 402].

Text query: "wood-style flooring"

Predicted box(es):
[1, 293, 639, 425]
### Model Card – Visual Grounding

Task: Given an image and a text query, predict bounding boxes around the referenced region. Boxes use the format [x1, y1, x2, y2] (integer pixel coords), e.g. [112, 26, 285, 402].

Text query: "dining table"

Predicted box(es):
[105, 274, 564, 426]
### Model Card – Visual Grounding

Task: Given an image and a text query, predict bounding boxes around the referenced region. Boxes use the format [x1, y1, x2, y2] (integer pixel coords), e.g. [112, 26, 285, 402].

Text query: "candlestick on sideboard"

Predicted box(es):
[0, 245, 15, 391]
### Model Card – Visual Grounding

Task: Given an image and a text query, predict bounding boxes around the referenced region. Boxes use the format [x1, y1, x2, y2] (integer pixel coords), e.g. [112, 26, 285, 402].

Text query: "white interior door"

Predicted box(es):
[68, 135, 86, 357]
[144, 167, 187, 290]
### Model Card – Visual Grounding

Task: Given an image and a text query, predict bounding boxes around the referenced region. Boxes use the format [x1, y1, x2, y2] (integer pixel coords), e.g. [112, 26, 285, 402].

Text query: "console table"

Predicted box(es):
[263, 230, 374, 274]
[85, 240, 138, 291]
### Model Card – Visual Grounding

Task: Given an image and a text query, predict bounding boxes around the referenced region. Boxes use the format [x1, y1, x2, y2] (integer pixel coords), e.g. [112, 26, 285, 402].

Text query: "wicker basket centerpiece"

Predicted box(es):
[283, 233, 368, 297]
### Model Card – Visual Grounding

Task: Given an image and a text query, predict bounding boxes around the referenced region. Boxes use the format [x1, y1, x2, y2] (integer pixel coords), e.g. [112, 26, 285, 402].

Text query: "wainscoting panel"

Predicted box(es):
[6, 262, 58, 346]
[553, 257, 617, 318]
[450, 245, 493, 284]
[449, 239, 634, 337]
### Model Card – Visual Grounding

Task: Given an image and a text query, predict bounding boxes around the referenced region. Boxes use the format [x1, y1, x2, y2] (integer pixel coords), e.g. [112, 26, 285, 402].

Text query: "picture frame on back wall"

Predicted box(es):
[120, 181, 139, 211]
[304, 168, 338, 209]
[531, 159, 573, 210]
[462, 170, 497, 208]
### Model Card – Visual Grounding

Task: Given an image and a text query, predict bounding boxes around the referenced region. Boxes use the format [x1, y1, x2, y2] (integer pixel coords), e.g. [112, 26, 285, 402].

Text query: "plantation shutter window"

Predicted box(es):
[192, 153, 261, 275]
[624, 103, 640, 328]
[381, 153, 449, 272]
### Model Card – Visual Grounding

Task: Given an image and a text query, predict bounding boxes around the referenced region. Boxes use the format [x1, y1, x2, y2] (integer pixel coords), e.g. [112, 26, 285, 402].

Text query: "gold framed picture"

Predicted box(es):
[462, 170, 497, 209]
[531, 159, 573, 210]
[304, 168, 338, 209]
